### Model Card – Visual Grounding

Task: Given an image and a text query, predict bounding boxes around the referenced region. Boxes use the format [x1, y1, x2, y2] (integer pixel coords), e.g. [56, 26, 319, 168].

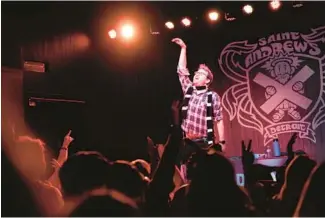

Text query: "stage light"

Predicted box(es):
[181, 17, 191, 27]
[208, 11, 219, 21]
[270, 0, 281, 10]
[121, 24, 134, 39]
[165, 21, 174, 29]
[108, 29, 117, 39]
[243, 4, 254, 14]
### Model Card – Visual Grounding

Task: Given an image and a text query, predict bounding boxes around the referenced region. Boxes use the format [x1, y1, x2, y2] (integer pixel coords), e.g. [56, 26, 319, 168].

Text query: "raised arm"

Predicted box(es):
[173, 38, 187, 69]
[57, 130, 73, 165]
[48, 130, 73, 190]
[172, 38, 192, 94]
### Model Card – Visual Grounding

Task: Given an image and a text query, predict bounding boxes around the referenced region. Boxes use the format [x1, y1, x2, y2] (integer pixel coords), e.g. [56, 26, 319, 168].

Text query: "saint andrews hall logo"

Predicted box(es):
[219, 26, 325, 146]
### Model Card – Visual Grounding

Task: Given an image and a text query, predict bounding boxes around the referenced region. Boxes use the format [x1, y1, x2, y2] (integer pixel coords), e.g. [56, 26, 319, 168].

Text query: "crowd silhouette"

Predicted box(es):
[2, 100, 325, 217]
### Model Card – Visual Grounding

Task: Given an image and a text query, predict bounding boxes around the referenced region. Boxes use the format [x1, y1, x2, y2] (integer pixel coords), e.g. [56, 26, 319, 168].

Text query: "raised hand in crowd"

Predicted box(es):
[286, 132, 298, 165]
[57, 130, 74, 165]
[241, 140, 255, 168]
[49, 130, 74, 190]
[62, 130, 74, 149]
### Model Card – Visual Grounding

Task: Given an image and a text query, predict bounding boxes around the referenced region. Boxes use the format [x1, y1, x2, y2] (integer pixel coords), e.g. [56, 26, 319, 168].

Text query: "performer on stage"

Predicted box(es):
[172, 38, 226, 167]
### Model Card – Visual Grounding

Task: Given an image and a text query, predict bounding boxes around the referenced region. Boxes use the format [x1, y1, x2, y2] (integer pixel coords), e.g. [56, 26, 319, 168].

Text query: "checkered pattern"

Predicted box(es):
[178, 67, 223, 138]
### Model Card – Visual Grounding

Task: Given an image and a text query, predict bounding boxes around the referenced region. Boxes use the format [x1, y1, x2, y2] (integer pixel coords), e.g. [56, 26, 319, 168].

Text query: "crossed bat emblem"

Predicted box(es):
[253, 65, 315, 115]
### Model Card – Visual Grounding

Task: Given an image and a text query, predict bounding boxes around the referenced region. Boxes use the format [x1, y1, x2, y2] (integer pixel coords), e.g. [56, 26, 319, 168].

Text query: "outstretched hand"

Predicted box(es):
[286, 132, 298, 165]
[62, 130, 74, 148]
[171, 38, 186, 49]
[287, 132, 297, 155]
[147, 136, 156, 148]
[241, 140, 255, 167]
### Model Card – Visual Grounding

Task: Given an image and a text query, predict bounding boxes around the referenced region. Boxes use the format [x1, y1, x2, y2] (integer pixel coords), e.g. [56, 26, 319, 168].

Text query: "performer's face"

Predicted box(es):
[193, 69, 210, 86]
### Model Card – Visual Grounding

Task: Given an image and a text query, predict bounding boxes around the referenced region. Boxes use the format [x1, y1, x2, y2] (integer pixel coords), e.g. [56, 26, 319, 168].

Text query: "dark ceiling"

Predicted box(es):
[2, 1, 325, 68]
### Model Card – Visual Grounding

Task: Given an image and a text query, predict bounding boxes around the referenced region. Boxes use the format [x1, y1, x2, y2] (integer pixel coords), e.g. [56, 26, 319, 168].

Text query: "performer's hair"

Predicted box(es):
[198, 64, 214, 85]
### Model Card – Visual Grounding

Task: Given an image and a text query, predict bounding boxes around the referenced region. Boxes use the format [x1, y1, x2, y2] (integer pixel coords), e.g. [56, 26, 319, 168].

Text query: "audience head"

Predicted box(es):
[295, 162, 325, 217]
[188, 151, 236, 185]
[278, 155, 316, 200]
[69, 195, 139, 217]
[59, 151, 112, 197]
[109, 160, 148, 201]
[14, 136, 47, 180]
[2, 143, 42, 216]
[270, 155, 316, 217]
[187, 151, 251, 216]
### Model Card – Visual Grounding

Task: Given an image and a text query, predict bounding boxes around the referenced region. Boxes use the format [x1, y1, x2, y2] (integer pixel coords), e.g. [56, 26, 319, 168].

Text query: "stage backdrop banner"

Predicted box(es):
[218, 26, 325, 161]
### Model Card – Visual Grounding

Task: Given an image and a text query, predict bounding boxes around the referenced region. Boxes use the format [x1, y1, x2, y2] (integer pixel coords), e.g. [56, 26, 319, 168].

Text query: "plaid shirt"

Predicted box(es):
[178, 67, 223, 138]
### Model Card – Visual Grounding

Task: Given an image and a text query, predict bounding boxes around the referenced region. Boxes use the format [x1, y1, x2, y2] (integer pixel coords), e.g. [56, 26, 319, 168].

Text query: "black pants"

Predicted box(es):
[176, 138, 206, 164]
[177, 138, 223, 165]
